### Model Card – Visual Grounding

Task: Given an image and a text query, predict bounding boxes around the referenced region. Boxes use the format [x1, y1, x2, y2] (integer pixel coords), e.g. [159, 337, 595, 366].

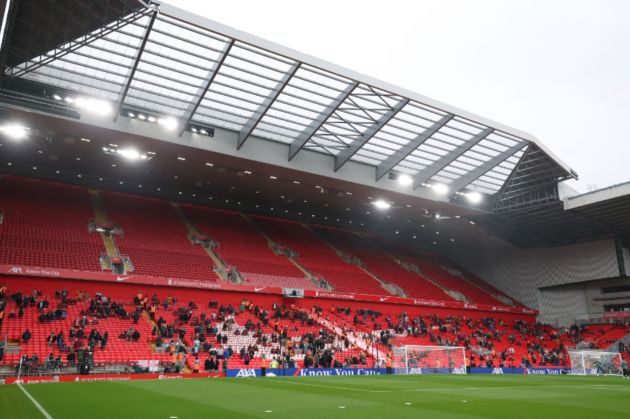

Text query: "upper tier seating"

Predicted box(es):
[181, 205, 305, 280]
[413, 259, 504, 305]
[312, 226, 454, 301]
[0, 176, 104, 271]
[251, 216, 388, 295]
[100, 192, 216, 281]
[0, 175, 522, 307]
[388, 244, 505, 305]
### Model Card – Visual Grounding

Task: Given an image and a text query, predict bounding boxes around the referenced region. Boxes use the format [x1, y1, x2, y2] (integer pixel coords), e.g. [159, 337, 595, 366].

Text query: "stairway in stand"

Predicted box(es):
[241, 213, 325, 290]
[88, 189, 133, 273]
[171, 202, 224, 282]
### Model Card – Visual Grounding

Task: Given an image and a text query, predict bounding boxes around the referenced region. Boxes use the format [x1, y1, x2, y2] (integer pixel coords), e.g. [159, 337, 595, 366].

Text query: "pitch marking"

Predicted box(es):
[17, 384, 53, 419]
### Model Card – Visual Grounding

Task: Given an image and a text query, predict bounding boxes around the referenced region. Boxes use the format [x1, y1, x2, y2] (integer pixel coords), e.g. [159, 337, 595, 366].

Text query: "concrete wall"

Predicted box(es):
[537, 287, 589, 326]
[451, 238, 620, 313]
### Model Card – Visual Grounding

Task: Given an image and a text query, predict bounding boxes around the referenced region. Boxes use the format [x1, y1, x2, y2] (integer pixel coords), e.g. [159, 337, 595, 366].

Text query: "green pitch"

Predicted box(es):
[2, 375, 629, 419]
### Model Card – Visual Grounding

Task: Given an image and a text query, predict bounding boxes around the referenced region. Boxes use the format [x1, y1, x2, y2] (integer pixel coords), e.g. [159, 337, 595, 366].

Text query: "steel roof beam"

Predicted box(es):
[8, 6, 153, 78]
[447, 141, 527, 194]
[411, 127, 494, 187]
[236, 61, 301, 150]
[334, 98, 409, 171]
[113, 8, 158, 121]
[178, 39, 234, 136]
[288, 81, 358, 161]
[375, 114, 454, 181]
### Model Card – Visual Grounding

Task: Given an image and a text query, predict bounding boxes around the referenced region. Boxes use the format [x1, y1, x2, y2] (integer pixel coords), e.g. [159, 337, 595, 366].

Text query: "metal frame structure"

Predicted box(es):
[0, 0, 575, 200]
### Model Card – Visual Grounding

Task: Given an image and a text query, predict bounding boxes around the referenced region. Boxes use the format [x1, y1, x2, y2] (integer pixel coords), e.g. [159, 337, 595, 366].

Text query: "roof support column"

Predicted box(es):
[447, 141, 526, 194]
[375, 114, 453, 181]
[411, 127, 493, 187]
[236, 61, 301, 150]
[178, 39, 234, 136]
[113, 8, 158, 121]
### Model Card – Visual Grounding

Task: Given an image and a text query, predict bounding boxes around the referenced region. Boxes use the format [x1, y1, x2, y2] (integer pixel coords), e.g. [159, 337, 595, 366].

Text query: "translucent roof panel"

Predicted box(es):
[18, 15, 151, 102]
[3, 2, 574, 197]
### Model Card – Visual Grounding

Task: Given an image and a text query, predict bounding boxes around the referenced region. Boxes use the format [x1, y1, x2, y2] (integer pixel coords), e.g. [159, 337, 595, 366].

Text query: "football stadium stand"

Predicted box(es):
[1, 0, 630, 399]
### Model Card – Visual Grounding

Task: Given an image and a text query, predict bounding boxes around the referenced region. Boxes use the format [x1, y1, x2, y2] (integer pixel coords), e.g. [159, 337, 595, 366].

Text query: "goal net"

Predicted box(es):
[392, 345, 466, 374]
[568, 350, 623, 376]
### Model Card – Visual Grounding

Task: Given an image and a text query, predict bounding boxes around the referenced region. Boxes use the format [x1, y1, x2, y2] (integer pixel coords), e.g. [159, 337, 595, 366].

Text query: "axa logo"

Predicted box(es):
[492, 368, 504, 375]
[8, 266, 22, 274]
[236, 369, 257, 378]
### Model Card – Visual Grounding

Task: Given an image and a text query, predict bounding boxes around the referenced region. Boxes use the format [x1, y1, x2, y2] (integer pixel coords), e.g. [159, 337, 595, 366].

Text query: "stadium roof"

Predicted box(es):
[9, 0, 630, 250]
[0, 0, 576, 200]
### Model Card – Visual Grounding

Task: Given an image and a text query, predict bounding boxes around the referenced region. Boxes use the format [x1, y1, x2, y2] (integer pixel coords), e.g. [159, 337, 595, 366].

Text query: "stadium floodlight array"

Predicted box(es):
[392, 345, 467, 374]
[568, 350, 623, 376]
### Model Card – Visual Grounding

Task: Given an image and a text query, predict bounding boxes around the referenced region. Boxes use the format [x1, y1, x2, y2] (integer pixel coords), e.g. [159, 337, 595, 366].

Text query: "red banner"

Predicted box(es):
[0, 264, 537, 315]
[3, 372, 222, 385]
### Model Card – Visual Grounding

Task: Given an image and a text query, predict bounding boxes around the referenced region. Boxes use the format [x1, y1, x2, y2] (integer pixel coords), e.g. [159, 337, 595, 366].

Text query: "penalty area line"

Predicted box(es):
[17, 384, 53, 419]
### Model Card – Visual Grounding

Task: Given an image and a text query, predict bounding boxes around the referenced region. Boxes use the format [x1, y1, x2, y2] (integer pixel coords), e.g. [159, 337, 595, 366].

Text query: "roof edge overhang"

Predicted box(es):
[159, 2, 577, 180]
[565, 181, 630, 210]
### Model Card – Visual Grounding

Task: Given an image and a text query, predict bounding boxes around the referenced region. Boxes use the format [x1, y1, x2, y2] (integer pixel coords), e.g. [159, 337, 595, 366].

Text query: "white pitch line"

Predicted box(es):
[266, 379, 374, 393]
[267, 380, 630, 394]
[17, 384, 53, 419]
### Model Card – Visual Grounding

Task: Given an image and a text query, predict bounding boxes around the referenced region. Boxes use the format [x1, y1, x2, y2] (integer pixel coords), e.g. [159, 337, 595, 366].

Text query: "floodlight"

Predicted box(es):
[373, 200, 391, 210]
[0, 124, 28, 140]
[397, 174, 413, 186]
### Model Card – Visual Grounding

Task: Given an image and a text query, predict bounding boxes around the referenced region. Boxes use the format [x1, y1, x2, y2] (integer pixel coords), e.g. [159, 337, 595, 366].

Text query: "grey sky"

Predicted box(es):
[175, 0, 630, 192]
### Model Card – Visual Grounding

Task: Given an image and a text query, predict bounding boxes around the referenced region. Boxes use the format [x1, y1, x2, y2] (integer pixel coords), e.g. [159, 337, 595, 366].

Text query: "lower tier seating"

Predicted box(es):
[3, 285, 625, 373]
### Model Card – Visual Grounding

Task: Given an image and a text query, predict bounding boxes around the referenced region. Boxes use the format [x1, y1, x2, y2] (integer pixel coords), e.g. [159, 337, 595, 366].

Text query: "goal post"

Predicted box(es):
[568, 350, 623, 376]
[392, 345, 467, 375]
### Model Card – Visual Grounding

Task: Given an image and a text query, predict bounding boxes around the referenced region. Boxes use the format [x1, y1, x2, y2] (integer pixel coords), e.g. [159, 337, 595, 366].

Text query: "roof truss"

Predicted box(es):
[448, 141, 526, 193]
[0, 1, 575, 199]
[412, 126, 493, 187]
[333, 97, 409, 171]
[375, 114, 454, 181]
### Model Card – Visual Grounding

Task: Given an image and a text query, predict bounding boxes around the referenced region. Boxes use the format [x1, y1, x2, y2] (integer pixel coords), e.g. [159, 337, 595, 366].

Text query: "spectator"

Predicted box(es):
[21, 329, 32, 343]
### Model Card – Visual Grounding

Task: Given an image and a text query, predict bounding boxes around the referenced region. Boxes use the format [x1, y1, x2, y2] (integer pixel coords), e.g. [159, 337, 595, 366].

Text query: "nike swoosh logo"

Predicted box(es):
[254, 287, 265, 292]
[116, 276, 131, 281]
[379, 297, 389, 302]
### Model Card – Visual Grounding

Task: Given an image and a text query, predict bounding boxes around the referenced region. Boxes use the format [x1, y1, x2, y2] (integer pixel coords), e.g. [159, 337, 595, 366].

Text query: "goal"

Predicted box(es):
[392, 345, 467, 374]
[568, 350, 623, 376]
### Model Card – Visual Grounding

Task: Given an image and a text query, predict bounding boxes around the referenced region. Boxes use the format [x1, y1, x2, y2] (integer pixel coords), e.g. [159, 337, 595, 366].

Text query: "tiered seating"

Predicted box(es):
[181, 205, 305, 280]
[458, 268, 522, 306]
[153, 299, 372, 370]
[593, 326, 630, 349]
[390, 245, 504, 305]
[0, 292, 156, 366]
[252, 216, 387, 295]
[313, 227, 454, 301]
[2, 284, 612, 373]
[0, 176, 104, 271]
[328, 307, 570, 368]
[100, 192, 216, 281]
[0, 176, 525, 307]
